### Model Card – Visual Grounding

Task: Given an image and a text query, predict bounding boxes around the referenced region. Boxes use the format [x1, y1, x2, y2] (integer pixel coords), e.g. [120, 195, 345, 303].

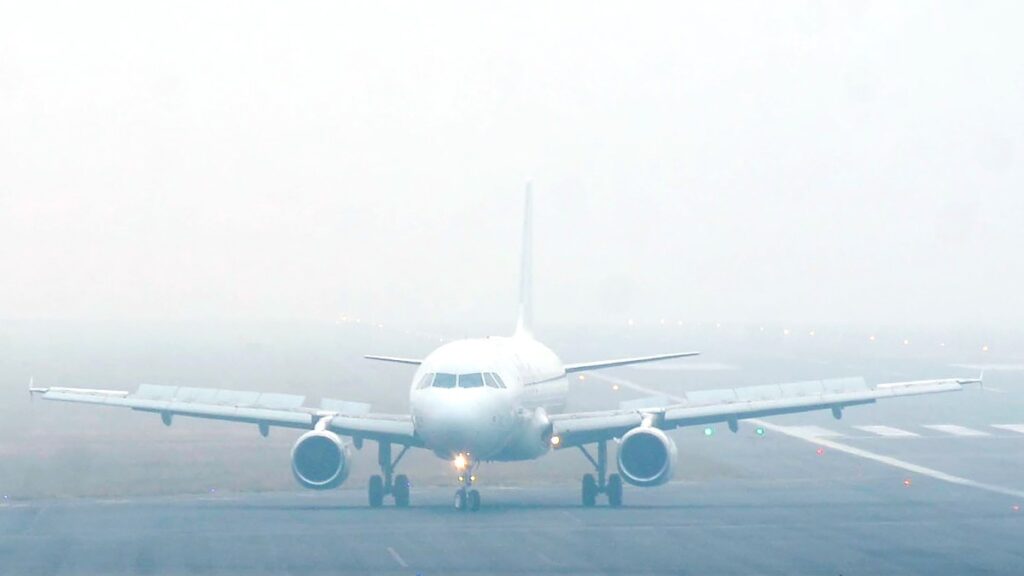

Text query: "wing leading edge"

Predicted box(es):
[564, 351, 700, 373]
[551, 376, 974, 447]
[29, 384, 421, 446]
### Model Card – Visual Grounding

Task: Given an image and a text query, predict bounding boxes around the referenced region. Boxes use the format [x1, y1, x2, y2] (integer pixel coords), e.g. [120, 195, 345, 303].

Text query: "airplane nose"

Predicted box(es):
[414, 390, 511, 458]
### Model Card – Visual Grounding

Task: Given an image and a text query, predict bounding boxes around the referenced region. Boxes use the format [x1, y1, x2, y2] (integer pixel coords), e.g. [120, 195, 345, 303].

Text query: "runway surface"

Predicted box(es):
[2, 476, 1021, 575]
[4, 323, 1024, 574]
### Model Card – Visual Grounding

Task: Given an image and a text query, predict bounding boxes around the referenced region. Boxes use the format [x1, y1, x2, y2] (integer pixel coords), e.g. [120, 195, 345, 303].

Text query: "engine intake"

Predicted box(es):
[291, 430, 351, 490]
[616, 426, 677, 487]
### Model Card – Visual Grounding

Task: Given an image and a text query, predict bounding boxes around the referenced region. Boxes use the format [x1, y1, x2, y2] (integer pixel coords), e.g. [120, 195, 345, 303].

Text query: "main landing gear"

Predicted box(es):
[368, 441, 411, 508]
[452, 453, 481, 512]
[578, 439, 623, 507]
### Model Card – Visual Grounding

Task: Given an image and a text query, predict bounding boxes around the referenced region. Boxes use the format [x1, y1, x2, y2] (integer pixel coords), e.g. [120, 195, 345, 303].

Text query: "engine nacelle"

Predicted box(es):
[616, 426, 678, 487]
[290, 430, 352, 490]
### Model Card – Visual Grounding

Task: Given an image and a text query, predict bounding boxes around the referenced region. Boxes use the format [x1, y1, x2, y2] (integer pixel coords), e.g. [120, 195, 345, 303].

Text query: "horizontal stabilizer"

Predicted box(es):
[364, 355, 423, 366]
[564, 351, 699, 373]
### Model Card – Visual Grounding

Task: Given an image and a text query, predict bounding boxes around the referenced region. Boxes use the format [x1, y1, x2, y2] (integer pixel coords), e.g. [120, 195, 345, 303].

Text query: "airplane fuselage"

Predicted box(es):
[409, 335, 569, 462]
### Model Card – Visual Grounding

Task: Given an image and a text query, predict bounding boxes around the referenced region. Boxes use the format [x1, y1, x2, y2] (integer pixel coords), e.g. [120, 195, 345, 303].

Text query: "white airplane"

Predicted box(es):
[30, 186, 979, 511]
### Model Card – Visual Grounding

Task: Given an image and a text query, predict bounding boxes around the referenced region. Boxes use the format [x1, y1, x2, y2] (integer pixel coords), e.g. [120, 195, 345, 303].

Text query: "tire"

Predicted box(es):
[454, 488, 467, 511]
[607, 474, 623, 507]
[368, 475, 384, 508]
[581, 474, 597, 507]
[468, 489, 481, 512]
[393, 474, 410, 508]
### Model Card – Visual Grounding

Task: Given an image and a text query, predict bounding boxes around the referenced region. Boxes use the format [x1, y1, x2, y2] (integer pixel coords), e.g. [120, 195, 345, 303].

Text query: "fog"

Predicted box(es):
[1, 1, 1022, 328]
[1, 2, 1023, 501]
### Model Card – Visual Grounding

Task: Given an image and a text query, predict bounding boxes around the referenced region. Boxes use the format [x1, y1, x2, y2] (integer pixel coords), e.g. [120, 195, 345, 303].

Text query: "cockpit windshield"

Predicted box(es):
[432, 373, 457, 388]
[418, 372, 506, 389]
[458, 373, 484, 388]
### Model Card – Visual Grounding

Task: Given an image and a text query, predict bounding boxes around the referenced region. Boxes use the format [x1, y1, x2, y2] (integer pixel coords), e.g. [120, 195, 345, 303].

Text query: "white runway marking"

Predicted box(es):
[923, 425, 990, 437]
[777, 425, 843, 438]
[992, 424, 1024, 435]
[387, 547, 408, 568]
[588, 372, 1024, 501]
[855, 425, 920, 437]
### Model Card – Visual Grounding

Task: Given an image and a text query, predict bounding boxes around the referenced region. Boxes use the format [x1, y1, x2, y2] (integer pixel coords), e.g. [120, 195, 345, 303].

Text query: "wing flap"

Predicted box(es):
[552, 377, 965, 447]
[32, 384, 419, 444]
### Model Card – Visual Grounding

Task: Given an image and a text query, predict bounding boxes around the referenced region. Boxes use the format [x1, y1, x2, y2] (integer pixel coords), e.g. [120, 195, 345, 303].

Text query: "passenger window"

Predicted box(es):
[433, 373, 456, 388]
[458, 373, 484, 388]
[416, 373, 434, 389]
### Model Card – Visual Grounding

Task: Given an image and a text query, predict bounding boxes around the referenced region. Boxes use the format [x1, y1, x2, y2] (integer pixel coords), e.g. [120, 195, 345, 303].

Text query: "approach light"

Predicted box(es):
[454, 453, 468, 471]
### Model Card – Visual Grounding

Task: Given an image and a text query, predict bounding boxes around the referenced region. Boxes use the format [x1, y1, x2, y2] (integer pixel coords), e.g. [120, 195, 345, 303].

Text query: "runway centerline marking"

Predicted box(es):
[588, 372, 1024, 500]
[923, 424, 990, 437]
[387, 546, 408, 568]
[992, 424, 1024, 435]
[855, 425, 920, 437]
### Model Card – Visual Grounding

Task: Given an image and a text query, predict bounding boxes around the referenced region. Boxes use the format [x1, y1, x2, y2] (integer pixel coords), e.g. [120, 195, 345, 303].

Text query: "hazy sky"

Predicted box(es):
[1, 1, 1021, 327]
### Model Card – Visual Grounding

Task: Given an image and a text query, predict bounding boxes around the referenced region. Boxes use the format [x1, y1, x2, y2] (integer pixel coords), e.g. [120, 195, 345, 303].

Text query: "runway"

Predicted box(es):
[2, 476, 1021, 575]
[3, 323, 1024, 574]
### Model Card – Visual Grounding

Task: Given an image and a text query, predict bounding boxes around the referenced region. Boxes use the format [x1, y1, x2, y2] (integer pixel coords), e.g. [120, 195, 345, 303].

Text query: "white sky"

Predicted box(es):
[1, 1, 1021, 327]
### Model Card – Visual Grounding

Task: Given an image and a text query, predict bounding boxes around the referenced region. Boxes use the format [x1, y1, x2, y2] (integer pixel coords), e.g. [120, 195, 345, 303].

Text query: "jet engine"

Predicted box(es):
[616, 426, 677, 487]
[290, 430, 352, 490]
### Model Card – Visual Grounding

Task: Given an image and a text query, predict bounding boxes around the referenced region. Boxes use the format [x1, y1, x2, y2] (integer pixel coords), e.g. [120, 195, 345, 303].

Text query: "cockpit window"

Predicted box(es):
[432, 373, 457, 388]
[415, 373, 434, 389]
[458, 373, 484, 388]
[484, 372, 506, 389]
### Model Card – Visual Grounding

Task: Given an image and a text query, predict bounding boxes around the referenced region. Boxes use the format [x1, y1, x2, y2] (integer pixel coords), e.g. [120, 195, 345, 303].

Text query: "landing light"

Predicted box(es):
[454, 453, 468, 471]
[612, 384, 620, 391]
[703, 427, 714, 437]
[755, 427, 766, 436]
[903, 478, 912, 488]
[816, 447, 825, 456]
[550, 435, 561, 446]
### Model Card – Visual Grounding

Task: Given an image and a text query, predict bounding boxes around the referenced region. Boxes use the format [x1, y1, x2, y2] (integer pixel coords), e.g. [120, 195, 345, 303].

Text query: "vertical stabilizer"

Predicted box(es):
[515, 183, 533, 337]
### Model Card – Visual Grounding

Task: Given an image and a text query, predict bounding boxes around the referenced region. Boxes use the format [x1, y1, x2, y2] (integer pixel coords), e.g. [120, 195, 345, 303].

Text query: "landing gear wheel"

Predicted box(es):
[468, 489, 481, 511]
[581, 473, 598, 507]
[368, 475, 384, 508]
[454, 488, 468, 511]
[393, 474, 410, 507]
[607, 473, 623, 507]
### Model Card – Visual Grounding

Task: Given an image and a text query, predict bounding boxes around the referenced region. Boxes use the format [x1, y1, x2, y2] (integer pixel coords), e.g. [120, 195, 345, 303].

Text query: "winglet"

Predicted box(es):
[28, 376, 47, 400]
[514, 182, 533, 338]
[956, 371, 984, 388]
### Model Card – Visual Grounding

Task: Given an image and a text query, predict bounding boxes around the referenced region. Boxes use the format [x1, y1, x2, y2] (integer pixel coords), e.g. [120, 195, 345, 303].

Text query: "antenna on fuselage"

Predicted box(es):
[514, 182, 533, 338]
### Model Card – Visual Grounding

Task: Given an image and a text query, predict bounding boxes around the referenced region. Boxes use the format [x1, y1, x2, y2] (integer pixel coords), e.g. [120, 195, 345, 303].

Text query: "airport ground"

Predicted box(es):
[1, 321, 1022, 574]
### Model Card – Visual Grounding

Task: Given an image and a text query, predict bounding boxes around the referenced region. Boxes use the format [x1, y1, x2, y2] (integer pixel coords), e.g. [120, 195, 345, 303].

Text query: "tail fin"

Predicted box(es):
[514, 182, 533, 337]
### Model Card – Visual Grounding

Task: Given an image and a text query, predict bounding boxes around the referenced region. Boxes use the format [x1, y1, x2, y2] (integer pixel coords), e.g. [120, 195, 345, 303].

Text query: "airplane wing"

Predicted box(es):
[29, 384, 422, 446]
[564, 351, 700, 373]
[364, 355, 423, 366]
[550, 376, 979, 448]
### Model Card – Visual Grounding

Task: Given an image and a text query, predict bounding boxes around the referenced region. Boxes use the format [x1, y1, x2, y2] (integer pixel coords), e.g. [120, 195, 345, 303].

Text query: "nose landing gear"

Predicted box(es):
[453, 454, 481, 512]
[578, 439, 623, 507]
[368, 441, 412, 508]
